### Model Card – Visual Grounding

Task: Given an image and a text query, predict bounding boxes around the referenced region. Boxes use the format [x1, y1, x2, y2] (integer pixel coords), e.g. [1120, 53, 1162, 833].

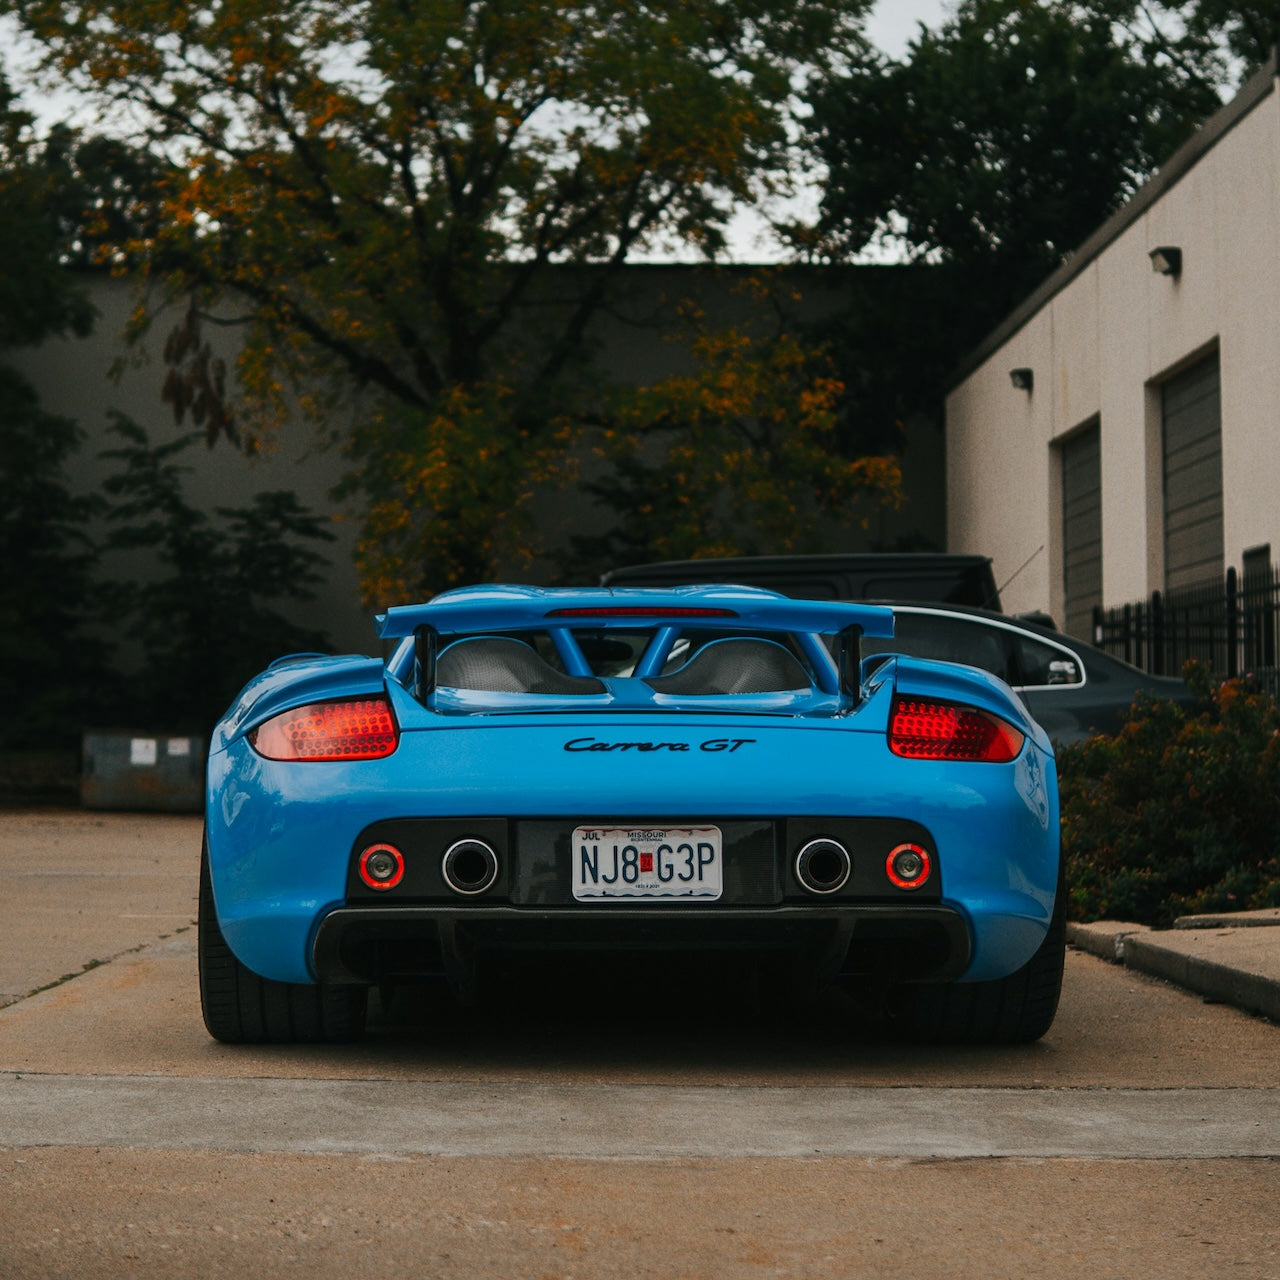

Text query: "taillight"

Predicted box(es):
[889, 696, 1024, 762]
[251, 696, 399, 761]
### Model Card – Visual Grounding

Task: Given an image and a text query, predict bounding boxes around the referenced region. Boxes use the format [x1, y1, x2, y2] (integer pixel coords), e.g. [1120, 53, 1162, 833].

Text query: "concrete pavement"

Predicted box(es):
[1067, 907, 1280, 1024]
[2, 809, 1276, 1029]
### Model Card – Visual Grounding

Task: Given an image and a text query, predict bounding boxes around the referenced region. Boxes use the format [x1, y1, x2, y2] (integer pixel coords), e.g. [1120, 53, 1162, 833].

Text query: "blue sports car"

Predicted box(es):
[200, 585, 1064, 1045]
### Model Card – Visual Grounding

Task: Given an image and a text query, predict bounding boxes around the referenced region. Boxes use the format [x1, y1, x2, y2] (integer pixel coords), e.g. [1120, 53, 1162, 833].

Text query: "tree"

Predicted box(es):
[563, 291, 903, 574]
[8, 0, 878, 596]
[99, 416, 337, 731]
[0, 69, 95, 343]
[0, 70, 114, 747]
[0, 370, 112, 747]
[798, 0, 1229, 481]
[809, 0, 1220, 338]
[1097, 0, 1277, 85]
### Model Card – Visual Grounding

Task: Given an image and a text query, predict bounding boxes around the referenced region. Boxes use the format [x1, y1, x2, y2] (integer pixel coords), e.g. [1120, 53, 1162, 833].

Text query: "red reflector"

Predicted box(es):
[359, 842, 405, 890]
[886, 842, 932, 890]
[544, 606, 739, 619]
[888, 697, 1024, 763]
[251, 696, 399, 761]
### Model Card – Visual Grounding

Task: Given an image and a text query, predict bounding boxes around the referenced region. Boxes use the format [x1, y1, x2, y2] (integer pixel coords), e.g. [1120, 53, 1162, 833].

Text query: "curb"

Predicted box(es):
[1067, 917, 1280, 1024]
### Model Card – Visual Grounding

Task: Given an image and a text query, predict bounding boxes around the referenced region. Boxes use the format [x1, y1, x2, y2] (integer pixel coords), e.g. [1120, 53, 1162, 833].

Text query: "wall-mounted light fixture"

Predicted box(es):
[1149, 246, 1182, 278]
[1009, 367, 1034, 392]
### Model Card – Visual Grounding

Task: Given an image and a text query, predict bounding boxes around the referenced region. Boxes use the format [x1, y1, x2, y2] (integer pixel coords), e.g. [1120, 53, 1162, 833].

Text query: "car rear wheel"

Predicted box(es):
[198, 840, 367, 1044]
[885, 868, 1066, 1044]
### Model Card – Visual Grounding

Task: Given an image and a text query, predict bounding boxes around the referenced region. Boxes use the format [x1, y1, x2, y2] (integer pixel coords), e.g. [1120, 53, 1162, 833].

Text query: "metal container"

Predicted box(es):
[81, 732, 207, 813]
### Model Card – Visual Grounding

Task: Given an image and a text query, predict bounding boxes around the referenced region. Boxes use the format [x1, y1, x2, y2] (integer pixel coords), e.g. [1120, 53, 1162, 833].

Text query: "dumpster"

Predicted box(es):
[81, 731, 207, 813]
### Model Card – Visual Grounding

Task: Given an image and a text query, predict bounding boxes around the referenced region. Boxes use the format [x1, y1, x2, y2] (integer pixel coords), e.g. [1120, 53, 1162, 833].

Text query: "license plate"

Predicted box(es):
[571, 826, 723, 901]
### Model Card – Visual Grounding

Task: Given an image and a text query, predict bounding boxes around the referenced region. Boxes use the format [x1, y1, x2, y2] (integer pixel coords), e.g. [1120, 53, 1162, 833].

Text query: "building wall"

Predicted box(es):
[10, 278, 375, 654]
[945, 64, 1280, 628]
[11, 266, 945, 657]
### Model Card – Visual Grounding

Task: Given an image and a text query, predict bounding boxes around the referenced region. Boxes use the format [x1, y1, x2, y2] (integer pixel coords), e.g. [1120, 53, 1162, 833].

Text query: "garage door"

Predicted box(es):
[1061, 421, 1101, 641]
[1162, 354, 1222, 593]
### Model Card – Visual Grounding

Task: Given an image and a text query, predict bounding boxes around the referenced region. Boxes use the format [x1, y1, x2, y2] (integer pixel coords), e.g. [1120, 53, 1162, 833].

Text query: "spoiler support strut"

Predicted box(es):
[414, 626, 438, 702]
[838, 625, 863, 705]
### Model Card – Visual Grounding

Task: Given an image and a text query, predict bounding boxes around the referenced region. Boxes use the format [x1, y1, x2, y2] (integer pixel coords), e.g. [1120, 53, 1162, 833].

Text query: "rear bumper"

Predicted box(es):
[311, 902, 973, 987]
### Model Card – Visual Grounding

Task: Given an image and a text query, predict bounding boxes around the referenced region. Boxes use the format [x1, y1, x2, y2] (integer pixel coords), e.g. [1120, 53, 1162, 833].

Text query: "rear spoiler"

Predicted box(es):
[376, 584, 895, 640]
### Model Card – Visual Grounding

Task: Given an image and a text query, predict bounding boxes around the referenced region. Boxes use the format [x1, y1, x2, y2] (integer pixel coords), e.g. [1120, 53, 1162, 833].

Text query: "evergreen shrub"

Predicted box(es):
[1058, 663, 1280, 925]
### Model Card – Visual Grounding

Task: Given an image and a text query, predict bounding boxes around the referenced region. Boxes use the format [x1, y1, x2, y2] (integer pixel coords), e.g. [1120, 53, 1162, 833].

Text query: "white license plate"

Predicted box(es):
[571, 826, 723, 901]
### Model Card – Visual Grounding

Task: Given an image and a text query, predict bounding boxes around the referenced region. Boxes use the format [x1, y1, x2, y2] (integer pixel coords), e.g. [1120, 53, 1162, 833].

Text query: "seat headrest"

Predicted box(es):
[436, 637, 606, 695]
[644, 638, 811, 695]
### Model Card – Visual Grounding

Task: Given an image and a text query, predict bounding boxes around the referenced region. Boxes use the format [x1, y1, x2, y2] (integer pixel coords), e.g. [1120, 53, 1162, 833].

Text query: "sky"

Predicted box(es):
[720, 0, 955, 260]
[4, 0, 958, 123]
[1, 0, 958, 264]
[865, 0, 953, 60]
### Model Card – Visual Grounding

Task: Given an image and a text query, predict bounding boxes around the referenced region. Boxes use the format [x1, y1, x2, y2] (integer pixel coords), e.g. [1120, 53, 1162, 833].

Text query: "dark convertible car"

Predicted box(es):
[856, 603, 1194, 745]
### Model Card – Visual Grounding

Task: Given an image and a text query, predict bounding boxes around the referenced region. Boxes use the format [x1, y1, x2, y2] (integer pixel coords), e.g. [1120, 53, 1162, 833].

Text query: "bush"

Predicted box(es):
[1058, 663, 1280, 925]
[0, 367, 116, 749]
[99, 416, 337, 733]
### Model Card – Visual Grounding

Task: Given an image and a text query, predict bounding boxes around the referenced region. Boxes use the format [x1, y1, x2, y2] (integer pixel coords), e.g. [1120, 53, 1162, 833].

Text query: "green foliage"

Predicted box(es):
[564, 304, 903, 575]
[0, 69, 95, 345]
[1104, 0, 1278, 83]
[0, 368, 115, 748]
[810, 0, 1220, 285]
[100, 416, 338, 731]
[0, 71, 122, 747]
[339, 382, 564, 600]
[803, 0, 1228, 458]
[1058, 666, 1280, 925]
[6, 0, 876, 596]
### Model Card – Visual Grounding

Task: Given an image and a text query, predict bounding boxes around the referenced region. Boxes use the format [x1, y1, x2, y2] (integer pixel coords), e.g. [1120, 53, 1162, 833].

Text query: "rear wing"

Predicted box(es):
[377, 585, 895, 703]
[377, 584, 895, 640]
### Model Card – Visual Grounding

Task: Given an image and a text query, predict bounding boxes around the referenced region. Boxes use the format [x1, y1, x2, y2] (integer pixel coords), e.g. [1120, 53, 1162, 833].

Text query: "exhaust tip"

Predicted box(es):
[794, 838, 851, 895]
[442, 838, 500, 896]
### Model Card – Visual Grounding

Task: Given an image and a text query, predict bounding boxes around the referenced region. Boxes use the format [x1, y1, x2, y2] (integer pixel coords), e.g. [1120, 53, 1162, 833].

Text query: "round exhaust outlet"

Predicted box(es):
[441, 838, 500, 896]
[794, 838, 851, 895]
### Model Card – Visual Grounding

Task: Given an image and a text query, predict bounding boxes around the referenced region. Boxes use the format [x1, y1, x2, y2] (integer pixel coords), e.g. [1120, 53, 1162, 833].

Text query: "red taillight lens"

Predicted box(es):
[889, 696, 1024, 762]
[251, 696, 399, 761]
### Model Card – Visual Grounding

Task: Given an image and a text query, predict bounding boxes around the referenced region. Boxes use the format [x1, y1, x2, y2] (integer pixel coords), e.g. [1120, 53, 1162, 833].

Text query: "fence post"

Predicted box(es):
[1151, 590, 1164, 676]
[1264, 568, 1274, 675]
[1226, 566, 1239, 679]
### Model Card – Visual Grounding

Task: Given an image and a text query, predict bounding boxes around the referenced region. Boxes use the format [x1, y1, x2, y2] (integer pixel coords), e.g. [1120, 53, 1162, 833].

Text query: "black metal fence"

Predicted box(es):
[1092, 566, 1280, 691]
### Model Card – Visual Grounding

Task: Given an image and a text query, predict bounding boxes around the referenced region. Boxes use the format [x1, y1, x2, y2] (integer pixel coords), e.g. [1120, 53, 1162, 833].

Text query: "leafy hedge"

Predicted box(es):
[1058, 663, 1280, 925]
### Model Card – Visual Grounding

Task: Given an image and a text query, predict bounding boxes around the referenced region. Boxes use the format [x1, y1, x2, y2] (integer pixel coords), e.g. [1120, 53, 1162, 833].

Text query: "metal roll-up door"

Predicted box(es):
[1061, 422, 1102, 641]
[1163, 354, 1223, 593]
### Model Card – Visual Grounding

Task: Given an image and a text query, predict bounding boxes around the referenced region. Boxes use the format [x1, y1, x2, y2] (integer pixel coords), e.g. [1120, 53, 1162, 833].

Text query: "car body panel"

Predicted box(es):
[204, 586, 1059, 998]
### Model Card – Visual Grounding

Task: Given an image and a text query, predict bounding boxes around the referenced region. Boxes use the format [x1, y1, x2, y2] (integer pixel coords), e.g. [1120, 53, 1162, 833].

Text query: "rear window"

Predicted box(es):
[862, 614, 1016, 683]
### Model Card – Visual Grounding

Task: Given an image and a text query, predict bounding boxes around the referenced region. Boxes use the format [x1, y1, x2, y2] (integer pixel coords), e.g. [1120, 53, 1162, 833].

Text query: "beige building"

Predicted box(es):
[946, 53, 1280, 639]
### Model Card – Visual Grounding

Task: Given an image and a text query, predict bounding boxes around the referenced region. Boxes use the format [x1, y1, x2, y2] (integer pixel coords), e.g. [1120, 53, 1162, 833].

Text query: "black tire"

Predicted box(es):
[886, 868, 1066, 1045]
[198, 838, 367, 1044]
